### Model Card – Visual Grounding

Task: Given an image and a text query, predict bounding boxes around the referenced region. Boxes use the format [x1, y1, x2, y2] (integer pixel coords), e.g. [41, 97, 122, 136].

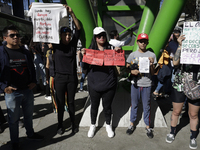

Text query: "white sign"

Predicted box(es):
[139, 57, 149, 73]
[180, 21, 200, 64]
[28, 2, 67, 44]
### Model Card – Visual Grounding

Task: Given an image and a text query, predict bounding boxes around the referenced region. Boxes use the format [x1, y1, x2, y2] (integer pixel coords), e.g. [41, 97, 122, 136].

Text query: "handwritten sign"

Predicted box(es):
[82, 49, 125, 66]
[180, 22, 200, 64]
[104, 50, 125, 66]
[82, 49, 104, 66]
[28, 2, 67, 44]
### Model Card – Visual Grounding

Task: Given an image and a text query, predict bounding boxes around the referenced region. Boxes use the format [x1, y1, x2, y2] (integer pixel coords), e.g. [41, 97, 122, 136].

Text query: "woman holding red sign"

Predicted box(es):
[82, 27, 121, 138]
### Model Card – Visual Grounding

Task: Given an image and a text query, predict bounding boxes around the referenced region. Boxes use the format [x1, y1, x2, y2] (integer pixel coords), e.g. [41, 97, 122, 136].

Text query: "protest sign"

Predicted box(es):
[82, 49, 125, 66]
[139, 57, 149, 73]
[82, 49, 104, 66]
[180, 21, 200, 64]
[104, 50, 125, 66]
[28, 2, 67, 44]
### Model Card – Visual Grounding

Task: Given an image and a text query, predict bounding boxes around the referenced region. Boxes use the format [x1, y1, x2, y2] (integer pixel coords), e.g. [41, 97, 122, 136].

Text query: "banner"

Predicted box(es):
[180, 22, 200, 64]
[82, 49, 125, 66]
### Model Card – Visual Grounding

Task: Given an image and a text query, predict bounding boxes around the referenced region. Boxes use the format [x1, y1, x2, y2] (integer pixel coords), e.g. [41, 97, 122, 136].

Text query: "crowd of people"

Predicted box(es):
[0, 4, 199, 150]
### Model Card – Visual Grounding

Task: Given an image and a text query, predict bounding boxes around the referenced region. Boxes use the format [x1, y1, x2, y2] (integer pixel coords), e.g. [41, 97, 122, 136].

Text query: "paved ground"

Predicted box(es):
[0, 82, 198, 150]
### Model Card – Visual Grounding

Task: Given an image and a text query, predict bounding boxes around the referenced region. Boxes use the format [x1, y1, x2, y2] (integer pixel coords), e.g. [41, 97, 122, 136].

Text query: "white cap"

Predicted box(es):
[93, 27, 106, 35]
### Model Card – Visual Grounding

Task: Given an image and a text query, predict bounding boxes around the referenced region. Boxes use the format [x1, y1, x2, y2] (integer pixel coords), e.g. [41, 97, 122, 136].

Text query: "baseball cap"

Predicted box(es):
[137, 33, 149, 41]
[93, 27, 106, 35]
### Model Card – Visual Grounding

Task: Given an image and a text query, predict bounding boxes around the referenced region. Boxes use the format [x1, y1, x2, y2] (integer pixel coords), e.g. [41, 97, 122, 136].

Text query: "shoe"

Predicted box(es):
[27, 133, 44, 141]
[72, 125, 79, 134]
[0, 124, 4, 133]
[78, 89, 83, 92]
[57, 127, 64, 135]
[106, 124, 114, 138]
[18, 120, 24, 128]
[88, 124, 96, 138]
[166, 134, 175, 143]
[12, 142, 20, 150]
[126, 125, 135, 135]
[189, 138, 197, 149]
[45, 96, 52, 101]
[146, 128, 154, 139]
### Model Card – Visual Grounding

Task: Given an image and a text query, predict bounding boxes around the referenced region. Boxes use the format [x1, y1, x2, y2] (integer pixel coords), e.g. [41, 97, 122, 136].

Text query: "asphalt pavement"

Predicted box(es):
[0, 82, 197, 150]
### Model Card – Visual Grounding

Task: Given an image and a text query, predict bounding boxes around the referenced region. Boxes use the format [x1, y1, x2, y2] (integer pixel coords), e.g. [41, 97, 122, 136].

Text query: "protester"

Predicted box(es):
[109, 29, 133, 47]
[77, 49, 87, 92]
[82, 27, 121, 138]
[165, 35, 200, 150]
[0, 25, 43, 150]
[48, 5, 81, 135]
[29, 40, 47, 93]
[126, 33, 157, 138]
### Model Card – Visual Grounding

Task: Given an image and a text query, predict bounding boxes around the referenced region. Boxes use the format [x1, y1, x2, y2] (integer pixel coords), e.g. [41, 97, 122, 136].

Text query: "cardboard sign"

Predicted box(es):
[181, 22, 200, 64]
[82, 49, 125, 66]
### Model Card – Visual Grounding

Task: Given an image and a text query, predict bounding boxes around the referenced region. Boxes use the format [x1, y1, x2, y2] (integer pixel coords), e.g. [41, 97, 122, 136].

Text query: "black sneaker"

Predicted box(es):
[146, 128, 154, 139]
[72, 125, 79, 134]
[57, 127, 64, 135]
[126, 125, 135, 135]
[12, 142, 20, 150]
[27, 133, 44, 141]
[0, 124, 4, 133]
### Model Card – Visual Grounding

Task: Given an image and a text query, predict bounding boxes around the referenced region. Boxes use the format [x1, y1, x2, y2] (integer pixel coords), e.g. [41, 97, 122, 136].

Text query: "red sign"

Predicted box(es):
[82, 49, 125, 66]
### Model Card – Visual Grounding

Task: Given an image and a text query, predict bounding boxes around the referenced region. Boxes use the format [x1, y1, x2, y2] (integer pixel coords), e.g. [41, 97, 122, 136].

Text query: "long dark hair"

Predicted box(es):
[89, 33, 111, 50]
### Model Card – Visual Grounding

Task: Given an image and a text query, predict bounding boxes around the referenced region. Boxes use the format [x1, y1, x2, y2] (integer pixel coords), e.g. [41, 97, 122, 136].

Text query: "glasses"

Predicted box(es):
[60, 27, 71, 33]
[8, 34, 20, 38]
[96, 33, 106, 39]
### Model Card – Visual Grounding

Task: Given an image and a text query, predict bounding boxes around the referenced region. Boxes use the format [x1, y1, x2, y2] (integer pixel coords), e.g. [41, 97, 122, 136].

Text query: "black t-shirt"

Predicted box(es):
[53, 29, 80, 75]
[85, 44, 117, 92]
[5, 46, 30, 89]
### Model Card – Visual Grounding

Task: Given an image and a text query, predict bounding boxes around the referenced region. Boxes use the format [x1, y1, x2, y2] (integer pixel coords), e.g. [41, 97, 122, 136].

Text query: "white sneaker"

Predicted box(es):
[106, 124, 114, 138]
[88, 124, 96, 138]
[45, 96, 52, 101]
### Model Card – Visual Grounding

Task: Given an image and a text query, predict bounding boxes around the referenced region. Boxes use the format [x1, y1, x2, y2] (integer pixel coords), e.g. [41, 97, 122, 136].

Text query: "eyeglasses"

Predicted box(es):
[8, 34, 20, 38]
[96, 33, 106, 39]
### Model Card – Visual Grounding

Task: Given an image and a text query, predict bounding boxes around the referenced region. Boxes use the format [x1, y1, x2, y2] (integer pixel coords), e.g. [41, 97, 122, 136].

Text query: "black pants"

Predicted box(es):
[54, 73, 78, 128]
[89, 86, 116, 125]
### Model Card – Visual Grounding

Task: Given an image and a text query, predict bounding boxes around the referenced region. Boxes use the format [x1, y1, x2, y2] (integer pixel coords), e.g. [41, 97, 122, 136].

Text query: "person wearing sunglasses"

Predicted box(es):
[126, 33, 157, 138]
[81, 27, 121, 138]
[0, 25, 43, 150]
[48, 5, 81, 135]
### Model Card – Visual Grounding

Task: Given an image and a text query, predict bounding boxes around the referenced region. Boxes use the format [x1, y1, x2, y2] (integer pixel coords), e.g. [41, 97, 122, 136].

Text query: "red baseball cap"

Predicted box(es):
[137, 33, 149, 41]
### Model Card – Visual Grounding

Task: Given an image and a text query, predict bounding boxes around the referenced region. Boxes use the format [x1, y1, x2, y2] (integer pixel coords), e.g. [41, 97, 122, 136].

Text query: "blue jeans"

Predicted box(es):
[130, 85, 151, 126]
[80, 73, 86, 90]
[155, 81, 163, 93]
[5, 89, 34, 143]
[34, 54, 46, 86]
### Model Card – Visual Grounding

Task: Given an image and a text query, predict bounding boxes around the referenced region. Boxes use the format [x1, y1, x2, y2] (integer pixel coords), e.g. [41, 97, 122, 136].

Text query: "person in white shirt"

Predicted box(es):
[109, 29, 133, 47]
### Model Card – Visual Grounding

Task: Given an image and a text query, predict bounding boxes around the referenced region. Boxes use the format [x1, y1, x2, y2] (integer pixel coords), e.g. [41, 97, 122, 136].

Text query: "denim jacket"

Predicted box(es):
[0, 45, 36, 93]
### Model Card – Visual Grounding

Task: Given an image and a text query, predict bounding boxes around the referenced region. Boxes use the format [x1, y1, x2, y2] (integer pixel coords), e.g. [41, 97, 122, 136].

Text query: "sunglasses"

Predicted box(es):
[96, 33, 106, 39]
[60, 27, 71, 33]
[8, 34, 20, 38]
